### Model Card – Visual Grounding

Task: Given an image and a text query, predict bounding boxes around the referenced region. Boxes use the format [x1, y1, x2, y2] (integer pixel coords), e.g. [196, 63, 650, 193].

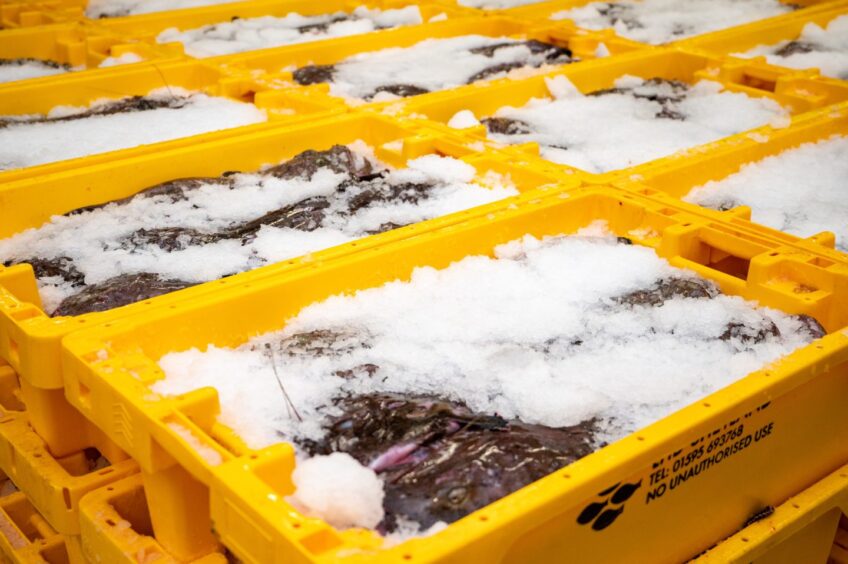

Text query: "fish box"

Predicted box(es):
[60, 186, 848, 562]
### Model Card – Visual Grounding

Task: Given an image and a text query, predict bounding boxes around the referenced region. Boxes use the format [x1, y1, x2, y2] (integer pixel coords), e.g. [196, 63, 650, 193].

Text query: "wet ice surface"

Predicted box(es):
[0, 87, 267, 171]
[292, 35, 575, 102]
[551, 0, 794, 45]
[86, 0, 250, 18]
[0, 143, 516, 315]
[0, 59, 72, 83]
[685, 135, 848, 250]
[156, 226, 817, 449]
[736, 15, 848, 80]
[155, 227, 820, 532]
[459, 0, 547, 9]
[157, 6, 424, 58]
[466, 75, 788, 173]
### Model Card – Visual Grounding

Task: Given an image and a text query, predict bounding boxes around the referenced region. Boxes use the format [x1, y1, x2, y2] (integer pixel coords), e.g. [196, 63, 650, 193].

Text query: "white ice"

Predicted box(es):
[156, 228, 816, 453]
[0, 60, 70, 83]
[287, 453, 385, 530]
[736, 15, 848, 79]
[481, 75, 788, 173]
[552, 0, 793, 45]
[86, 0, 251, 18]
[157, 6, 423, 58]
[685, 135, 848, 250]
[0, 87, 267, 171]
[321, 35, 573, 101]
[0, 146, 516, 313]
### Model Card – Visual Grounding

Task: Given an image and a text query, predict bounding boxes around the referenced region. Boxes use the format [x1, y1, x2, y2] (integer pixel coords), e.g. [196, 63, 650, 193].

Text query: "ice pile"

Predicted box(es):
[157, 6, 424, 58]
[0, 144, 516, 314]
[289, 453, 385, 530]
[86, 0, 250, 18]
[0, 59, 72, 83]
[459, 0, 547, 9]
[0, 87, 267, 171]
[466, 75, 788, 173]
[155, 226, 818, 451]
[736, 15, 848, 79]
[685, 135, 848, 250]
[295, 35, 574, 102]
[552, 0, 793, 45]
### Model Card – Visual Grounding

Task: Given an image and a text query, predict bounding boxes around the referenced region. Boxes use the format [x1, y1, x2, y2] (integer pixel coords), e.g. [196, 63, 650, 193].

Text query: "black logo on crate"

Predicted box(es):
[576, 480, 642, 531]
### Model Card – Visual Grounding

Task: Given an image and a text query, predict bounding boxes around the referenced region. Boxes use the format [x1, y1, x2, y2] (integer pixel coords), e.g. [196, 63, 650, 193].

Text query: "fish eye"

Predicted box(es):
[446, 486, 469, 506]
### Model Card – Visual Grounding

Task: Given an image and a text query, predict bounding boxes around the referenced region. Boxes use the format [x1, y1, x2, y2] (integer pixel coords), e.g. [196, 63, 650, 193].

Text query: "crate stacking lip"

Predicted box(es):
[0, 360, 138, 536]
[0, 0, 465, 29]
[78, 473, 230, 563]
[91, 0, 472, 59]
[211, 13, 645, 110]
[695, 462, 848, 562]
[501, 0, 840, 46]
[678, 0, 848, 61]
[613, 101, 848, 260]
[392, 46, 848, 181]
[0, 482, 85, 564]
[0, 57, 343, 184]
[0, 22, 181, 86]
[60, 186, 848, 562]
[0, 1, 83, 28]
[0, 112, 569, 457]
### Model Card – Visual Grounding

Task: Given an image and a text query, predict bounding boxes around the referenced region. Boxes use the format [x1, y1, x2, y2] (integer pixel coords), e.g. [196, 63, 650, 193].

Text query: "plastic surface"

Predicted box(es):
[0, 23, 177, 83]
[61, 186, 848, 563]
[0, 362, 138, 535]
[0, 2, 83, 28]
[77, 474, 227, 563]
[613, 102, 848, 260]
[695, 462, 848, 563]
[0, 488, 84, 564]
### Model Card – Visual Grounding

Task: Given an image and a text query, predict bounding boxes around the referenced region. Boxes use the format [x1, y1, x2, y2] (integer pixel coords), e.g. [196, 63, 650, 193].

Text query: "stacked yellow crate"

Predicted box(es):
[0, 0, 846, 561]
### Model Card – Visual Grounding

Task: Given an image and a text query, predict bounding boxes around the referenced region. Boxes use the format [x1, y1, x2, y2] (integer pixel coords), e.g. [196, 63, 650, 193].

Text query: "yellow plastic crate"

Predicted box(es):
[217, 13, 644, 111]
[0, 112, 568, 458]
[681, 1, 848, 62]
[0, 57, 342, 184]
[0, 2, 82, 28]
[612, 102, 848, 258]
[59, 186, 848, 562]
[0, 22, 181, 85]
[92, 0, 468, 57]
[0, 486, 84, 564]
[395, 47, 848, 180]
[0, 364, 138, 536]
[77, 474, 228, 563]
[695, 462, 848, 563]
[503, 0, 837, 45]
